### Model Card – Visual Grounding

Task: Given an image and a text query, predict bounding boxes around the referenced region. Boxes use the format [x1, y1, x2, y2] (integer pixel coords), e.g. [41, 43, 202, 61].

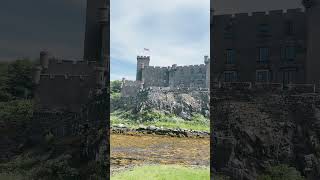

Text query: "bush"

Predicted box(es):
[191, 113, 209, 124]
[0, 173, 25, 180]
[0, 100, 34, 122]
[28, 155, 79, 180]
[111, 80, 122, 94]
[6, 59, 34, 99]
[258, 164, 304, 180]
[139, 111, 165, 122]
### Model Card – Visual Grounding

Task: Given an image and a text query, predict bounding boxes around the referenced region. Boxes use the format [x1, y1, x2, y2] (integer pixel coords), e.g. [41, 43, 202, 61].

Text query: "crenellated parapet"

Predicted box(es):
[214, 8, 305, 19]
[38, 74, 90, 81]
[130, 54, 211, 92]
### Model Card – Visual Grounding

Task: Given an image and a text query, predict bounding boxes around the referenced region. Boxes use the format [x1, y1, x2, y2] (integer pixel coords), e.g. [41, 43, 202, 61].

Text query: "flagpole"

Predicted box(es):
[143, 48, 150, 56]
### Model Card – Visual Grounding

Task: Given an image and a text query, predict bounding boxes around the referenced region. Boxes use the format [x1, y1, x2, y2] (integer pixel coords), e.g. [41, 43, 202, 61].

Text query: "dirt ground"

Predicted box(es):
[110, 134, 210, 174]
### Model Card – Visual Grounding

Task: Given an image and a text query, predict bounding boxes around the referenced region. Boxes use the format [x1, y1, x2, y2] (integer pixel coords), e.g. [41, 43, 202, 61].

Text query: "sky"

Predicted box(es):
[0, 0, 302, 80]
[110, 0, 210, 80]
[0, 0, 86, 61]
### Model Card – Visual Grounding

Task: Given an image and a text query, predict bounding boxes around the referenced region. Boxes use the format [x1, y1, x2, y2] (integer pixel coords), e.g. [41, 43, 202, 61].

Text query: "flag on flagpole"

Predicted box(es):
[144, 48, 150, 52]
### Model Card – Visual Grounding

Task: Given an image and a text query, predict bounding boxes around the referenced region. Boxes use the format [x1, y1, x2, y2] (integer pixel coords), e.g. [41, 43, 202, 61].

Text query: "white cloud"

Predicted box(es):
[111, 0, 210, 67]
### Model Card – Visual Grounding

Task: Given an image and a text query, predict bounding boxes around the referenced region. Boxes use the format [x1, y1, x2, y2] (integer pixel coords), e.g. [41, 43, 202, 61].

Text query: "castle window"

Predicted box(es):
[224, 20, 234, 39]
[257, 23, 271, 38]
[282, 70, 296, 84]
[258, 23, 270, 33]
[281, 46, 296, 61]
[224, 71, 237, 82]
[258, 47, 269, 63]
[284, 21, 294, 36]
[226, 49, 235, 64]
[256, 70, 269, 82]
[286, 46, 296, 61]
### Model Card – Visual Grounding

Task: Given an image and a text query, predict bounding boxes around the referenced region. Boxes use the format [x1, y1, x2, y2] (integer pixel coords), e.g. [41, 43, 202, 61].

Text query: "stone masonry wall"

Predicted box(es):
[169, 64, 207, 88]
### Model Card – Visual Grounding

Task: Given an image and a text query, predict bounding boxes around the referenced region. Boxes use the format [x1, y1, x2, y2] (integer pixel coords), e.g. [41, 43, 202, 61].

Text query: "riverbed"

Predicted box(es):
[111, 134, 210, 174]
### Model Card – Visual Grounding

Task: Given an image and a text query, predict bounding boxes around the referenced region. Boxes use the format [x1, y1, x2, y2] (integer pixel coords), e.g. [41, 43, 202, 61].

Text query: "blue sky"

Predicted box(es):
[110, 0, 210, 80]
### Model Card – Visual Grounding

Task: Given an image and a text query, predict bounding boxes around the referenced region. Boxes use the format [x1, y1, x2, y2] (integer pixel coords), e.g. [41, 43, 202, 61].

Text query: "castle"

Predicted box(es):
[32, 0, 109, 114]
[211, 0, 320, 88]
[121, 55, 210, 97]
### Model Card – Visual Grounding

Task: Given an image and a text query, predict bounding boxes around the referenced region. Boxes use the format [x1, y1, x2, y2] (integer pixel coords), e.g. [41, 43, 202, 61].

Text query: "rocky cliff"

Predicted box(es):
[211, 89, 320, 180]
[112, 88, 209, 119]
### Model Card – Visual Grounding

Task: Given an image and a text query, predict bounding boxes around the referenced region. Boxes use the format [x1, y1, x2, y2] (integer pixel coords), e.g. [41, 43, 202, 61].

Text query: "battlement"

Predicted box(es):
[133, 55, 210, 90]
[137, 56, 150, 59]
[214, 8, 305, 19]
[48, 58, 97, 66]
[145, 65, 169, 70]
[39, 74, 90, 80]
[173, 64, 206, 69]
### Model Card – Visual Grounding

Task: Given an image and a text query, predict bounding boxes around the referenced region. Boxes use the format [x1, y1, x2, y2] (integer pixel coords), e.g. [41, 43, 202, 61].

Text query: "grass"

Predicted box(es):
[0, 173, 24, 180]
[111, 110, 210, 132]
[111, 165, 210, 180]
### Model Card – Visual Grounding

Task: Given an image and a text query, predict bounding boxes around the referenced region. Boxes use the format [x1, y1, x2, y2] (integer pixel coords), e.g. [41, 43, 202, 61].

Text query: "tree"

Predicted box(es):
[7, 59, 35, 99]
[110, 80, 122, 94]
[0, 62, 11, 101]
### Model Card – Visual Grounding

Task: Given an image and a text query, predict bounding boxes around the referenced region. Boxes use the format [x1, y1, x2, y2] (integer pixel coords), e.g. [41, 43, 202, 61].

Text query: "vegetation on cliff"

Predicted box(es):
[111, 110, 209, 132]
[257, 164, 305, 180]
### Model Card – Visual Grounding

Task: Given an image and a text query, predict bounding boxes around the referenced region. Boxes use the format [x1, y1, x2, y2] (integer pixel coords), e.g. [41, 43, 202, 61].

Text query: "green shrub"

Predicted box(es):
[6, 59, 34, 99]
[111, 92, 121, 100]
[0, 100, 34, 122]
[258, 164, 304, 180]
[139, 111, 165, 122]
[28, 155, 79, 180]
[0, 173, 25, 180]
[111, 80, 122, 94]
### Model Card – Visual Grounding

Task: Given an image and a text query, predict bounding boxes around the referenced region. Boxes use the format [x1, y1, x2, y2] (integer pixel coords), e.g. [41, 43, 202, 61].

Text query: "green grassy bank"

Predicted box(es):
[111, 110, 210, 132]
[111, 165, 209, 180]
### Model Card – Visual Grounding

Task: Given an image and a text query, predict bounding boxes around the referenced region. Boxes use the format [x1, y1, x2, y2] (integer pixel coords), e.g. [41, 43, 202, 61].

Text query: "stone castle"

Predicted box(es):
[32, 0, 109, 113]
[121, 55, 210, 97]
[211, 0, 320, 88]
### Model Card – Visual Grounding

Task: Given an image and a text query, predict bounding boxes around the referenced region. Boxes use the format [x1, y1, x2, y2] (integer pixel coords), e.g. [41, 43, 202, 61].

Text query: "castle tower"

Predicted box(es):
[84, 0, 109, 62]
[98, 0, 109, 67]
[136, 56, 150, 81]
[303, 0, 320, 86]
[40, 51, 49, 70]
[204, 56, 210, 89]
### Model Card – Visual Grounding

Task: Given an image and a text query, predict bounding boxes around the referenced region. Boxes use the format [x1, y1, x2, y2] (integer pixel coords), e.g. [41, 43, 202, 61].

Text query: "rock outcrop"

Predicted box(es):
[212, 89, 320, 180]
[113, 88, 209, 119]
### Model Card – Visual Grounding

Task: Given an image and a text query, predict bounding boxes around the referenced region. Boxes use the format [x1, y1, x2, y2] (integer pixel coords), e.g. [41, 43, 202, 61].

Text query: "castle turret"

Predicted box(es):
[32, 65, 42, 85]
[204, 55, 209, 65]
[136, 56, 150, 81]
[40, 51, 49, 70]
[303, 0, 320, 87]
[204, 56, 210, 88]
